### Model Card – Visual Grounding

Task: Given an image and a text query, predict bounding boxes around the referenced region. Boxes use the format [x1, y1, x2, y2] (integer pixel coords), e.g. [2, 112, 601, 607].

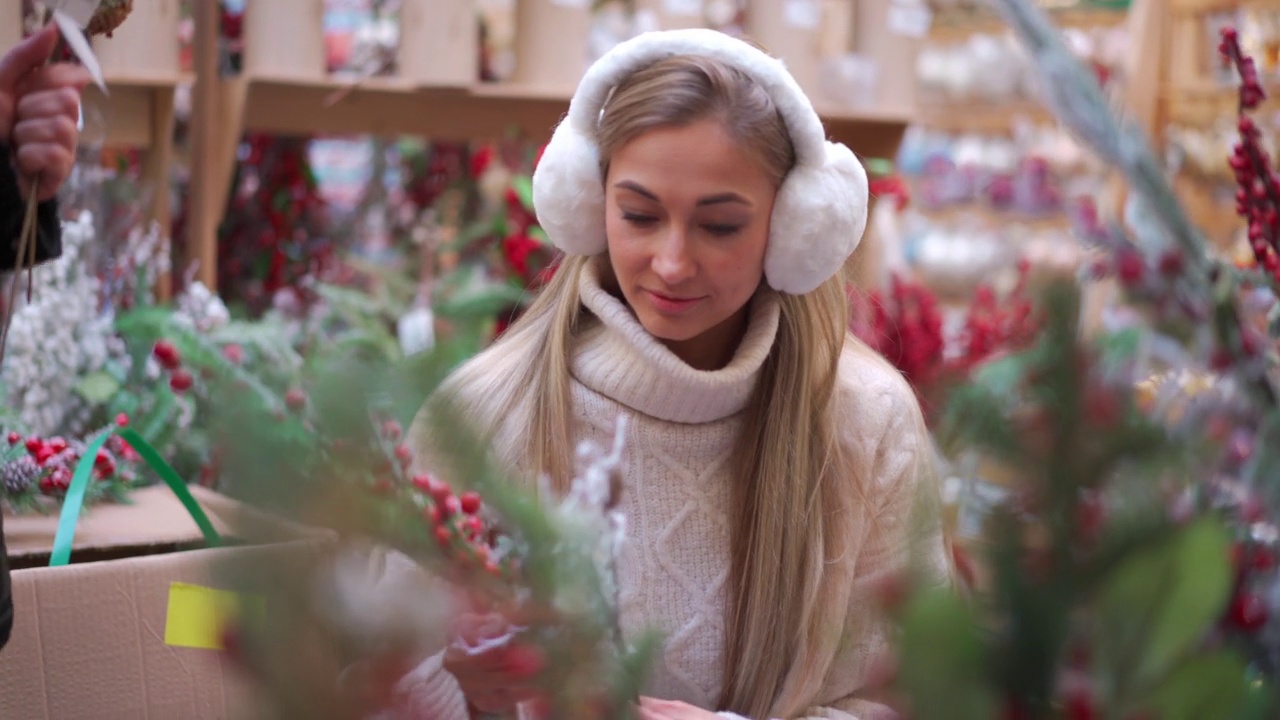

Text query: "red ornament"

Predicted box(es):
[470, 146, 495, 178]
[285, 388, 307, 412]
[114, 413, 129, 427]
[1116, 251, 1145, 285]
[1064, 685, 1098, 720]
[395, 445, 414, 468]
[153, 340, 181, 370]
[1076, 491, 1107, 543]
[222, 344, 244, 365]
[441, 494, 462, 519]
[7, 432, 20, 445]
[460, 491, 482, 515]
[170, 370, 195, 393]
[382, 420, 403, 442]
[1158, 249, 1185, 278]
[434, 526, 453, 546]
[1228, 592, 1269, 632]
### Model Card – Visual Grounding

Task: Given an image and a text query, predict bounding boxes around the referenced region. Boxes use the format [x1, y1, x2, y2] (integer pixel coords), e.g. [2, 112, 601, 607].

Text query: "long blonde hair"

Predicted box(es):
[440, 56, 885, 717]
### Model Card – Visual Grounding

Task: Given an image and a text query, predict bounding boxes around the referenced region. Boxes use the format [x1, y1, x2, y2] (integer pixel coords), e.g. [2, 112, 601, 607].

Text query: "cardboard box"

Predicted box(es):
[0, 485, 337, 719]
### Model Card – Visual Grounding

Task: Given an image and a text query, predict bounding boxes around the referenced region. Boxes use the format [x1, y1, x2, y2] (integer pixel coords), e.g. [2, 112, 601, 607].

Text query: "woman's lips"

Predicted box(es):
[644, 289, 703, 314]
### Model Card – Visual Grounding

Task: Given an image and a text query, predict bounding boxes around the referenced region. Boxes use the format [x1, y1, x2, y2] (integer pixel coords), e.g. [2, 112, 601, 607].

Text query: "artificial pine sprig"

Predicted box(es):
[992, 0, 1279, 409]
[205, 348, 656, 720]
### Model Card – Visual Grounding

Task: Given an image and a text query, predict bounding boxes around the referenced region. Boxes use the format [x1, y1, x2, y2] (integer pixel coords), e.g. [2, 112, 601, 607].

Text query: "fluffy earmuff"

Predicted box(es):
[531, 28, 868, 295]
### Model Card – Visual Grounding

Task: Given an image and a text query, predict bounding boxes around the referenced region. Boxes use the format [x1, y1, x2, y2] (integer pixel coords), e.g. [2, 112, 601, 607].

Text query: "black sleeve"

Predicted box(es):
[0, 513, 10, 650]
[0, 145, 62, 273]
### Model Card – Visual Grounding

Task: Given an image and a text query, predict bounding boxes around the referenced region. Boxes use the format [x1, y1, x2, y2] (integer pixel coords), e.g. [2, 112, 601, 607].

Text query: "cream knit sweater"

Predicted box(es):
[390, 265, 953, 719]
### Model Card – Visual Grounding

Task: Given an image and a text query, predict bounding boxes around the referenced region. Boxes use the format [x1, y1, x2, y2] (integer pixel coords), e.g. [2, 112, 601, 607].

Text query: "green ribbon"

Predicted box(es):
[49, 427, 223, 567]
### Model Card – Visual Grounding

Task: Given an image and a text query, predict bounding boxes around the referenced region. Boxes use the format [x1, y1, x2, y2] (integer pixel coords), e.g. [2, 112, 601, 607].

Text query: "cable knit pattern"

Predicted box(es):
[393, 264, 953, 719]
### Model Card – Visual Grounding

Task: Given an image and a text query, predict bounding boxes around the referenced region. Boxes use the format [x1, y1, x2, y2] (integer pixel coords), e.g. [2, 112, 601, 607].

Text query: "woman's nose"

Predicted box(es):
[652, 229, 696, 284]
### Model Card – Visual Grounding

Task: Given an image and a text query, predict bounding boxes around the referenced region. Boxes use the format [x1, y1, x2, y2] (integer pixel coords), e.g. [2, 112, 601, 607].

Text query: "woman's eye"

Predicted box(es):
[703, 224, 742, 237]
[621, 212, 658, 226]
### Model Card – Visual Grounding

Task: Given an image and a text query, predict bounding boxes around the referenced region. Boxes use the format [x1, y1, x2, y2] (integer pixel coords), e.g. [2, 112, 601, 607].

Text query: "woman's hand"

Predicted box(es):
[638, 697, 724, 720]
[0, 25, 90, 201]
[443, 612, 546, 715]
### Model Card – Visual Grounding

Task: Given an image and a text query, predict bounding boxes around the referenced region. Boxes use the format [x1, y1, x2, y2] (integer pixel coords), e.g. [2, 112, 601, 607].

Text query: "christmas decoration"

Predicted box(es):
[218, 134, 334, 315]
[86, 0, 133, 37]
[0, 414, 144, 514]
[886, 2, 1280, 718]
[851, 260, 1038, 422]
[201, 342, 656, 720]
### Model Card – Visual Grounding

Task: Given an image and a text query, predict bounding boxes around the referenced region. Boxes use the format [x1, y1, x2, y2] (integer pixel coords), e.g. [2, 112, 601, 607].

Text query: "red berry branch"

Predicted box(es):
[1221, 28, 1280, 282]
[852, 262, 1039, 422]
[1, 414, 142, 511]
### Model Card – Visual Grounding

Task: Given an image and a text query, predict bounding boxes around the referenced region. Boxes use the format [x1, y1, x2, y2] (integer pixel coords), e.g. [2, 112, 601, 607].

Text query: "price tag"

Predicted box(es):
[664, 0, 704, 18]
[887, 1, 933, 39]
[165, 583, 265, 651]
[784, 0, 821, 30]
[50, 10, 106, 93]
[50, 0, 97, 27]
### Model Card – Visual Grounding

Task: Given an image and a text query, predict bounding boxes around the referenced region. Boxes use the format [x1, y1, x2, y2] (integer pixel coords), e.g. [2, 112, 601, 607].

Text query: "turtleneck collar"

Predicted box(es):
[570, 261, 781, 424]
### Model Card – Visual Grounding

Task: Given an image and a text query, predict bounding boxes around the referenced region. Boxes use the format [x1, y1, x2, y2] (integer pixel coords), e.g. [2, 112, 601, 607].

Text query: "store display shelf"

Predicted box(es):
[222, 73, 911, 159]
[1165, 78, 1280, 126]
[928, 4, 1128, 40]
[87, 72, 190, 148]
[916, 100, 1056, 133]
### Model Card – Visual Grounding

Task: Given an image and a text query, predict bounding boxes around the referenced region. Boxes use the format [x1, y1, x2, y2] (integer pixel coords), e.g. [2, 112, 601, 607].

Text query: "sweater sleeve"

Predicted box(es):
[0, 146, 62, 272]
[380, 652, 471, 720]
[329, 546, 472, 720]
[790, 366, 955, 720]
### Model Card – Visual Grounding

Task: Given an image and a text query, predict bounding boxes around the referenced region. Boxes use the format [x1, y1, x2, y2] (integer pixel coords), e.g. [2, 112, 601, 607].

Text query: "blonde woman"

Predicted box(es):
[394, 29, 953, 720]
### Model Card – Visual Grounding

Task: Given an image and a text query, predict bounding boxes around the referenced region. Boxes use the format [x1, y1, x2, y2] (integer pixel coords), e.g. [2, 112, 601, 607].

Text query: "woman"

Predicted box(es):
[396, 29, 953, 720]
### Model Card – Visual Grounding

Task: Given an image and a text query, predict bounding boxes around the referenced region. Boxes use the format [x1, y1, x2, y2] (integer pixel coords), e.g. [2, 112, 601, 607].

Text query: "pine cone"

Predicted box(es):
[86, 0, 132, 38]
[2, 456, 42, 494]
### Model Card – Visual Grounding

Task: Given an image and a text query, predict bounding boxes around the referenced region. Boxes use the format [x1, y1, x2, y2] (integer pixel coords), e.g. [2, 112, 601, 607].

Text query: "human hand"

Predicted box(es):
[0, 25, 90, 201]
[443, 612, 547, 715]
[638, 697, 723, 720]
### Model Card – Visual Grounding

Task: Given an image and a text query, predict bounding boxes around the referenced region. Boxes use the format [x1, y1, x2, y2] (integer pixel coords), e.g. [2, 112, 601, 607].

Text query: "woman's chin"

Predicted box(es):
[635, 312, 705, 345]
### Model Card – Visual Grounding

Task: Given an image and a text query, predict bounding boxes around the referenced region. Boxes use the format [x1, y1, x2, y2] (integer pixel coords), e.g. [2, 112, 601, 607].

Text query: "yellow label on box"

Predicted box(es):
[164, 582, 263, 650]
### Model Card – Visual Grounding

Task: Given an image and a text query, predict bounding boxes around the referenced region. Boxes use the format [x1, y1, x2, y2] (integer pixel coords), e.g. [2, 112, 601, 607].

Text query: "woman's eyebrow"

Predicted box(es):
[614, 181, 752, 207]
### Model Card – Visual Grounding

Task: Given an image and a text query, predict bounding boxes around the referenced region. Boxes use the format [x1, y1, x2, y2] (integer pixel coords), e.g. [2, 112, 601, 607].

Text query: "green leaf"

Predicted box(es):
[510, 175, 535, 213]
[1096, 327, 1143, 370]
[1096, 517, 1233, 695]
[435, 283, 528, 320]
[75, 371, 121, 405]
[1145, 653, 1248, 720]
[897, 587, 995, 720]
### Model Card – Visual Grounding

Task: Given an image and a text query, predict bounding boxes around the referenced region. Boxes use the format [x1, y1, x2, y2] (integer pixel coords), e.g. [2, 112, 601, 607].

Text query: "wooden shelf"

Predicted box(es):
[916, 99, 1056, 133]
[187, 0, 922, 292]
[929, 4, 1128, 40]
[222, 74, 911, 159]
[87, 72, 188, 149]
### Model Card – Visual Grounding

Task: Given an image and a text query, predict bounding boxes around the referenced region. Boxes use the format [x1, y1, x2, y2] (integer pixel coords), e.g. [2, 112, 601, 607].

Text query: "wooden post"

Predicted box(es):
[746, 0, 823, 97]
[243, 0, 326, 80]
[187, 0, 222, 292]
[92, 0, 180, 81]
[512, 0, 592, 90]
[398, 0, 479, 87]
[852, 0, 920, 115]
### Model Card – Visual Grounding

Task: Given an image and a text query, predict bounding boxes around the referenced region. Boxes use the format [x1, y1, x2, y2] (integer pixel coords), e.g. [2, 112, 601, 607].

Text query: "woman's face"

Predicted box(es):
[604, 118, 778, 370]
